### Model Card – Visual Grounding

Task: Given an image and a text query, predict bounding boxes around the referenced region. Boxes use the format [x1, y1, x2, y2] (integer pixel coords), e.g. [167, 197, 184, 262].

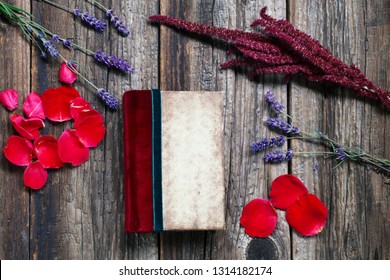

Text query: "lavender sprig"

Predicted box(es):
[42, 39, 60, 57]
[265, 90, 284, 113]
[74, 8, 106, 33]
[264, 149, 293, 163]
[97, 88, 119, 110]
[255, 89, 390, 175]
[251, 135, 285, 152]
[265, 118, 300, 136]
[94, 50, 134, 74]
[106, 9, 130, 37]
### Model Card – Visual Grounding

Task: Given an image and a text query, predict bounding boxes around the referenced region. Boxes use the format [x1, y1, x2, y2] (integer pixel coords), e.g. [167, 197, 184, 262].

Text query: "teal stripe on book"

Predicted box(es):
[151, 89, 163, 232]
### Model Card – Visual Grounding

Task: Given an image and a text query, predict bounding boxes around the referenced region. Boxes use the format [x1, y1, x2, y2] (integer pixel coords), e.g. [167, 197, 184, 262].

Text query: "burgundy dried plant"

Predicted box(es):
[149, 7, 390, 109]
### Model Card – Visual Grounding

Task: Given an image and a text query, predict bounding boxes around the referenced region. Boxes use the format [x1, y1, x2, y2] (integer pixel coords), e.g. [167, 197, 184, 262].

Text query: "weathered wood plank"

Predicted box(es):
[0, 0, 31, 260]
[208, 0, 291, 260]
[110, 0, 160, 260]
[289, 0, 390, 259]
[363, 0, 390, 260]
[159, 0, 290, 259]
[159, 0, 217, 260]
[28, 0, 159, 259]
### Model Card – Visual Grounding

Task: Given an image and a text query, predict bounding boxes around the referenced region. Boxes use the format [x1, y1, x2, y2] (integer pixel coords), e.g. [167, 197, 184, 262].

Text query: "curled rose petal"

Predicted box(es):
[41, 86, 80, 122]
[286, 193, 328, 236]
[10, 114, 44, 140]
[270, 174, 309, 210]
[58, 62, 77, 85]
[74, 109, 105, 148]
[0, 89, 18, 111]
[3, 135, 34, 166]
[24, 161, 48, 190]
[70, 97, 92, 119]
[240, 198, 278, 238]
[23, 92, 45, 119]
[34, 136, 64, 169]
[58, 129, 89, 166]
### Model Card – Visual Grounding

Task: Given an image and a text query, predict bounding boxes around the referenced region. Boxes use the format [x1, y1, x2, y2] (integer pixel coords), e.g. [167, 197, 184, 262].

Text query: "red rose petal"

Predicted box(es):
[34, 136, 64, 169]
[270, 174, 309, 210]
[286, 193, 328, 236]
[41, 86, 80, 122]
[70, 97, 92, 119]
[240, 198, 278, 238]
[3, 135, 34, 166]
[24, 161, 48, 190]
[58, 62, 77, 85]
[23, 92, 45, 119]
[0, 89, 18, 111]
[74, 109, 105, 148]
[10, 114, 44, 140]
[58, 129, 89, 166]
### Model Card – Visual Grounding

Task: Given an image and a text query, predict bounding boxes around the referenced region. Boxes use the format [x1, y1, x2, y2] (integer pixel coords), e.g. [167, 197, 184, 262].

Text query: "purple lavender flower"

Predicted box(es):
[43, 40, 59, 58]
[51, 34, 60, 44]
[335, 147, 347, 161]
[97, 88, 119, 109]
[265, 118, 300, 136]
[264, 149, 293, 163]
[74, 8, 106, 33]
[106, 9, 130, 37]
[251, 135, 285, 152]
[265, 90, 284, 113]
[94, 50, 134, 74]
[63, 39, 73, 49]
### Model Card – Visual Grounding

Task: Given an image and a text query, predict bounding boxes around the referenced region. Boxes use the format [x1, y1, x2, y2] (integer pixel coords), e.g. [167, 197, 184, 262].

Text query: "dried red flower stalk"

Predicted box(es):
[149, 7, 390, 109]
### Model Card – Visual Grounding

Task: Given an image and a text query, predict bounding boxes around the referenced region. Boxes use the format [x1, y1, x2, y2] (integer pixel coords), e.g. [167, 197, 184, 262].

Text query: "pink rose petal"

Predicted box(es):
[58, 129, 90, 166]
[24, 161, 48, 190]
[3, 135, 34, 166]
[286, 193, 328, 236]
[10, 114, 44, 140]
[23, 92, 45, 119]
[270, 174, 309, 210]
[240, 198, 278, 238]
[0, 89, 18, 111]
[58, 62, 77, 85]
[74, 109, 105, 148]
[34, 136, 64, 169]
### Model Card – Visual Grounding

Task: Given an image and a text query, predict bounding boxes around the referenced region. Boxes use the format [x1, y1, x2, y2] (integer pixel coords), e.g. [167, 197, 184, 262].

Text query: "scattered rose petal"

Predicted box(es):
[58, 129, 89, 166]
[41, 86, 80, 122]
[23, 161, 48, 190]
[3, 135, 34, 166]
[74, 109, 105, 148]
[23, 92, 45, 119]
[70, 97, 92, 119]
[58, 62, 77, 85]
[270, 174, 309, 210]
[0, 89, 18, 111]
[240, 198, 278, 238]
[10, 114, 45, 140]
[286, 193, 328, 236]
[34, 136, 64, 169]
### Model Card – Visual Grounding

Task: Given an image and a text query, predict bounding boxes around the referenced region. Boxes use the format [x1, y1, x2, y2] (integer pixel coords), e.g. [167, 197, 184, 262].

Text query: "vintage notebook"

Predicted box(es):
[123, 90, 225, 232]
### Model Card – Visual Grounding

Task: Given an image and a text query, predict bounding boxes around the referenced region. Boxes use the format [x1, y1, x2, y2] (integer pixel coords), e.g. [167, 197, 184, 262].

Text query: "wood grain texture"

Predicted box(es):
[289, 0, 390, 259]
[0, 0, 31, 260]
[0, 0, 388, 260]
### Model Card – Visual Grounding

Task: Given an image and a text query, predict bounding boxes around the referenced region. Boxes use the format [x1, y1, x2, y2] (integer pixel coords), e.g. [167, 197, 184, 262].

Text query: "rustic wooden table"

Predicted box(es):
[0, 0, 389, 260]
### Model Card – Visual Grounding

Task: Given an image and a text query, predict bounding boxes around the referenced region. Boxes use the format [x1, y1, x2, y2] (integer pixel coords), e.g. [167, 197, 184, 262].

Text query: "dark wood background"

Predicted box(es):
[0, 0, 389, 260]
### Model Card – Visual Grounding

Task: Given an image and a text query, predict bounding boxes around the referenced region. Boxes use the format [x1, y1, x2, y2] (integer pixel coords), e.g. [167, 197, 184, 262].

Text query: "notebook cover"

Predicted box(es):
[123, 90, 225, 232]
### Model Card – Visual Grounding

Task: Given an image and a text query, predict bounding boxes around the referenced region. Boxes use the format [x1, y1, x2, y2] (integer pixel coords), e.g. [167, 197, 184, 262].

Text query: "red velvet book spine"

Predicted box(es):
[123, 90, 154, 232]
